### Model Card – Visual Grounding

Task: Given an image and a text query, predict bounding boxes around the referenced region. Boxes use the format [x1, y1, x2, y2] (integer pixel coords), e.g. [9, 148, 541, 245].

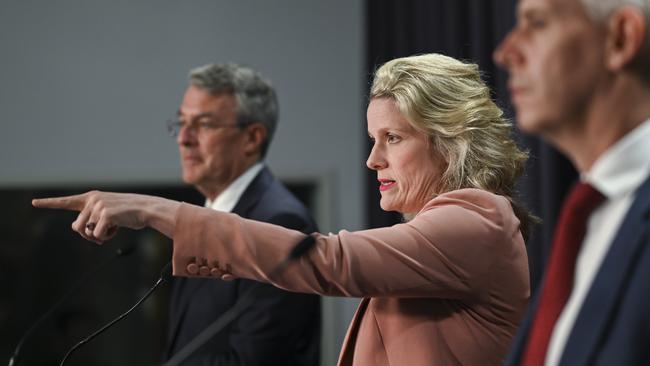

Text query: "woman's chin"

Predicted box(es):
[380, 202, 407, 217]
[379, 200, 419, 221]
[379, 201, 397, 212]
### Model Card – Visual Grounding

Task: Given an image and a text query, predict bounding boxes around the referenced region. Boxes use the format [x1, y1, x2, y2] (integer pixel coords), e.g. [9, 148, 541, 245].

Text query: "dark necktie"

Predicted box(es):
[522, 182, 606, 366]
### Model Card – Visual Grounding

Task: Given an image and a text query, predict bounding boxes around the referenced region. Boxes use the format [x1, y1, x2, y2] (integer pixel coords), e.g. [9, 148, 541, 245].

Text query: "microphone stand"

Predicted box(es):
[163, 235, 316, 366]
[8, 245, 135, 366]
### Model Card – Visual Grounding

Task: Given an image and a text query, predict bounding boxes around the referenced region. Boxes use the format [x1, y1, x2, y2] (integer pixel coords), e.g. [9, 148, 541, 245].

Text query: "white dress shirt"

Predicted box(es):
[545, 119, 650, 366]
[205, 162, 264, 213]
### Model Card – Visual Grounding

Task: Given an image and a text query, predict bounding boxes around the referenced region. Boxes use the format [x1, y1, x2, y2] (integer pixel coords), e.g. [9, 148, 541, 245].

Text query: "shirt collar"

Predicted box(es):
[205, 162, 264, 212]
[583, 118, 650, 199]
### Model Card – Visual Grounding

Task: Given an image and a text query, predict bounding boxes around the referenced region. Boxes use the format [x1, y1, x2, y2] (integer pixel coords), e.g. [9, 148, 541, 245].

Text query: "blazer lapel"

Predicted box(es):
[560, 176, 650, 365]
[337, 298, 370, 366]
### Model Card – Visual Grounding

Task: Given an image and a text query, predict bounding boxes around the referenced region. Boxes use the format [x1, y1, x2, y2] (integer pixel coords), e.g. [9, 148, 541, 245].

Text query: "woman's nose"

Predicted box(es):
[366, 145, 387, 170]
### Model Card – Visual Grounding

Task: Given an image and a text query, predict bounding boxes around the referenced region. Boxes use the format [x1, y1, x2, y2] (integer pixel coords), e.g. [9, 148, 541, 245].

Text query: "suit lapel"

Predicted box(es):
[560, 176, 650, 365]
[167, 278, 220, 354]
[166, 167, 270, 354]
[231, 166, 271, 216]
[166, 277, 190, 355]
[504, 290, 540, 365]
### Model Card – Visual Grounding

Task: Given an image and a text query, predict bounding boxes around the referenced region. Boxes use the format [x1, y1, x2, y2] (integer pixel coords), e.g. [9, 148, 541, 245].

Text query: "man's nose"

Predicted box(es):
[493, 31, 521, 69]
[177, 124, 197, 146]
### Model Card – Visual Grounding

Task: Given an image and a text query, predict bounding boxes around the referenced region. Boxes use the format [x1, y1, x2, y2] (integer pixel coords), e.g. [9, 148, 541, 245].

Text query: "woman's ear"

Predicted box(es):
[604, 6, 647, 71]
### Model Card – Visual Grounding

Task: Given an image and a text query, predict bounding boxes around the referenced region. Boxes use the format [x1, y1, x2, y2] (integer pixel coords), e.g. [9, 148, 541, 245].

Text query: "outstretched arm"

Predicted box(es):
[32, 191, 180, 243]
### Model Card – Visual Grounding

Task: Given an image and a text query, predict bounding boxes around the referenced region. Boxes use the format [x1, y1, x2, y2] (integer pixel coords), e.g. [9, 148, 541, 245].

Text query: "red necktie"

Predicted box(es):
[522, 182, 606, 366]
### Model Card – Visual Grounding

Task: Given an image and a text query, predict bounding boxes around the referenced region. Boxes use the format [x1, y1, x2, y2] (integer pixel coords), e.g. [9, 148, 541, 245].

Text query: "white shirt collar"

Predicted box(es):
[205, 162, 264, 212]
[583, 118, 650, 199]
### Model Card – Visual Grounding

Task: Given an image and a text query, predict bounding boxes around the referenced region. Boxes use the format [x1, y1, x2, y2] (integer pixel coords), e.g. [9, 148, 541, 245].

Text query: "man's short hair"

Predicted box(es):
[581, 0, 650, 81]
[582, 0, 650, 45]
[582, 0, 648, 19]
[189, 63, 279, 158]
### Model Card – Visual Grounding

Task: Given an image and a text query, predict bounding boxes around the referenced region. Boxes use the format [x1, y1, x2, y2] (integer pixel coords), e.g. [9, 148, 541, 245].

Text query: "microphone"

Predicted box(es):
[59, 261, 173, 366]
[163, 235, 317, 366]
[8, 244, 135, 366]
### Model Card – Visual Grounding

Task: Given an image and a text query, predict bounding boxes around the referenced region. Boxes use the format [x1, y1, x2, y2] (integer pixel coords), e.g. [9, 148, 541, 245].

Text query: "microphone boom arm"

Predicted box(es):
[59, 262, 172, 366]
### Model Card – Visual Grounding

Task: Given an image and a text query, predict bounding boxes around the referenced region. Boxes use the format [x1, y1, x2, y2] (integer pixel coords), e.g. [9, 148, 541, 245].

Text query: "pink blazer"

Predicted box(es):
[171, 189, 530, 365]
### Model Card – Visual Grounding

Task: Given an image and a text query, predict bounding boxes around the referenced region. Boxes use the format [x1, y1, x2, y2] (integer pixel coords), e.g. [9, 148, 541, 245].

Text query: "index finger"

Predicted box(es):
[32, 194, 87, 211]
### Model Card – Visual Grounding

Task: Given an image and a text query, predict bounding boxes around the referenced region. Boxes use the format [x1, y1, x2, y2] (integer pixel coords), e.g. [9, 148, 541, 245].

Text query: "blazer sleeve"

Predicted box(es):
[172, 189, 526, 300]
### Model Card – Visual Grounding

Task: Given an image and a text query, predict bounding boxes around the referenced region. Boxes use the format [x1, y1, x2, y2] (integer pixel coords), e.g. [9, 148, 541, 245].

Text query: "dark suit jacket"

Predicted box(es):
[505, 175, 650, 365]
[164, 167, 320, 365]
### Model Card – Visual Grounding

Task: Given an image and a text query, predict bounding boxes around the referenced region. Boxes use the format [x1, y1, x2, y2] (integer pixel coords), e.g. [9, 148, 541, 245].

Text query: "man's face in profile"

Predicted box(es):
[176, 86, 249, 198]
[494, 0, 607, 138]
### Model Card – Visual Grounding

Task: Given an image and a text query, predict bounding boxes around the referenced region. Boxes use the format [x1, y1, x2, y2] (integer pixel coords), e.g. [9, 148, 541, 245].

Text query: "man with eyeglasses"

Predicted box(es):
[163, 63, 320, 365]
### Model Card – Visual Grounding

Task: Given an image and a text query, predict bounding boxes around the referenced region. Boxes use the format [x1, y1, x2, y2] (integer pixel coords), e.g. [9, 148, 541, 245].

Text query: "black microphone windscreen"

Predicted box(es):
[288, 235, 316, 261]
[115, 243, 136, 257]
[160, 261, 173, 282]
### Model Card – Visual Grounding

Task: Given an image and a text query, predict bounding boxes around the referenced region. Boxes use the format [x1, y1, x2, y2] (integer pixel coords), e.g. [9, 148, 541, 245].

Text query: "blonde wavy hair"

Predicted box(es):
[370, 53, 536, 235]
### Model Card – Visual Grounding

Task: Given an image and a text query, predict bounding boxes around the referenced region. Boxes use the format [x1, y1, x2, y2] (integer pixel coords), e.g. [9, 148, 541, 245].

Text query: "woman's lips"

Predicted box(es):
[378, 179, 396, 192]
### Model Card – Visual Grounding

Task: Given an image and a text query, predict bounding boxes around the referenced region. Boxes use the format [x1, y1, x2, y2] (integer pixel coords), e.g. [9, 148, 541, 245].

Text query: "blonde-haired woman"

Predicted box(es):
[34, 53, 531, 365]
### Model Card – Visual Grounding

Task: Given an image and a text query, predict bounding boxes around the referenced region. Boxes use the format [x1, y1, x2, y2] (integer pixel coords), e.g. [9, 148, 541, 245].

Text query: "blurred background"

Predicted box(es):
[1, 0, 576, 365]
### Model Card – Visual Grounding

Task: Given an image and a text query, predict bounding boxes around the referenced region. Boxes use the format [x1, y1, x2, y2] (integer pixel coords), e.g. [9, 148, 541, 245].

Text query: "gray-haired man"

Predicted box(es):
[495, 0, 650, 364]
[163, 63, 320, 365]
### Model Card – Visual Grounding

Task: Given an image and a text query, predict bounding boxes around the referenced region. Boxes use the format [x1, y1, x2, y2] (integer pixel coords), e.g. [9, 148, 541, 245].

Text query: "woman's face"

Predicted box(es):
[366, 98, 446, 214]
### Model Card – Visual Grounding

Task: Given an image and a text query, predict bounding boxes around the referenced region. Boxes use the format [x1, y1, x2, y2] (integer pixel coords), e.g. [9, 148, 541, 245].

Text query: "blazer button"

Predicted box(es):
[186, 263, 199, 275]
[199, 265, 210, 276]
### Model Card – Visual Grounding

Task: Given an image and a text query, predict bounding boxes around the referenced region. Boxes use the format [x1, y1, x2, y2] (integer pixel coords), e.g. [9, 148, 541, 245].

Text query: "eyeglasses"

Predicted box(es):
[166, 118, 240, 138]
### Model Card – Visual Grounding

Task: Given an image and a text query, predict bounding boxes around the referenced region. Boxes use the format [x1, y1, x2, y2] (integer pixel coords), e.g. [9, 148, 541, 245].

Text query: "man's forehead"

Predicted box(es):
[517, 0, 583, 15]
[178, 99, 236, 120]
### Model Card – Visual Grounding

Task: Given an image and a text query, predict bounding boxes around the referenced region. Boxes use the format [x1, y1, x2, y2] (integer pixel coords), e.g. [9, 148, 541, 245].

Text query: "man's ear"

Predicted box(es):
[243, 123, 267, 157]
[605, 6, 647, 71]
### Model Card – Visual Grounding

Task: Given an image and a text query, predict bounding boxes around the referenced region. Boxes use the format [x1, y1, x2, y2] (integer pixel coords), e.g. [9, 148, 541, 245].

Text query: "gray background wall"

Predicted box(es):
[0, 0, 365, 364]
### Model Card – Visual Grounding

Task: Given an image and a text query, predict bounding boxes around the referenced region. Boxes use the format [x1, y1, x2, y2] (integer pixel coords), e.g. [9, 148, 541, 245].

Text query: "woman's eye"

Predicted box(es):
[386, 134, 401, 144]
